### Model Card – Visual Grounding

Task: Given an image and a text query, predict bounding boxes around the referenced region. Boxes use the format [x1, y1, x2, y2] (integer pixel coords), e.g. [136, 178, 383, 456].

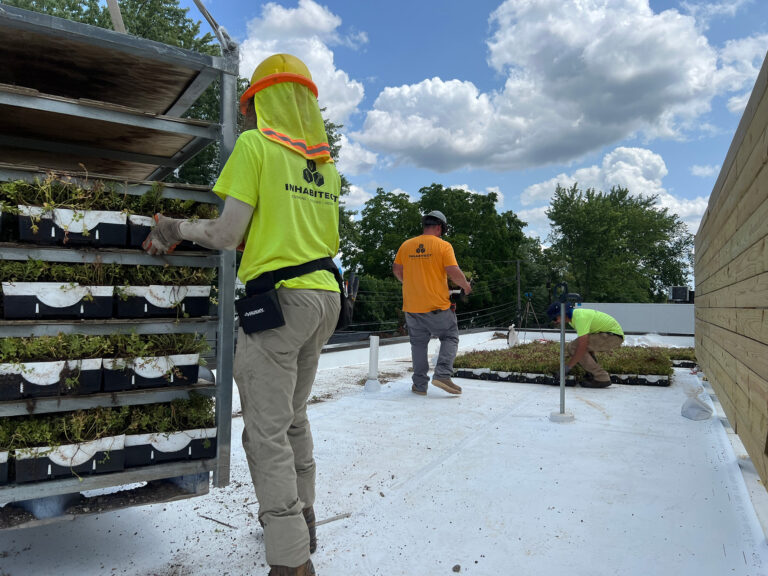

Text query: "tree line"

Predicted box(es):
[11, 0, 695, 333]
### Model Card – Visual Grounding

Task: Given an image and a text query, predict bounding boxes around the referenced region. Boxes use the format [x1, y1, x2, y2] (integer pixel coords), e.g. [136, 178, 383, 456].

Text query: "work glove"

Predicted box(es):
[142, 214, 183, 255]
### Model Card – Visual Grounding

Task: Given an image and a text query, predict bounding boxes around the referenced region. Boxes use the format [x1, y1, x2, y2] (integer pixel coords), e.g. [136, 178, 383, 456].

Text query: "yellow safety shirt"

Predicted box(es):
[213, 129, 340, 292]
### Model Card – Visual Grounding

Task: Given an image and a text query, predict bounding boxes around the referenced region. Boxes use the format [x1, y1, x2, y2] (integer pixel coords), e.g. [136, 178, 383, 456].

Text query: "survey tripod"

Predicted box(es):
[550, 282, 582, 422]
[520, 292, 544, 330]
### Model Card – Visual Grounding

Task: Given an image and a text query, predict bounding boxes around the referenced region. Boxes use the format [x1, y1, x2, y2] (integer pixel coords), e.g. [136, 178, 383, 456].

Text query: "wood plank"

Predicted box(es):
[747, 368, 768, 443]
[740, 426, 768, 486]
[737, 308, 768, 343]
[695, 307, 736, 333]
[0, 24, 201, 115]
[697, 307, 767, 343]
[696, 106, 768, 275]
[709, 323, 768, 381]
[696, 271, 768, 311]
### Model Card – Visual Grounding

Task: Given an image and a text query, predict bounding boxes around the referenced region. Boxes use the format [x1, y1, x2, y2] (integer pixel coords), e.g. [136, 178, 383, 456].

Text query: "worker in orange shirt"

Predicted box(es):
[393, 210, 472, 396]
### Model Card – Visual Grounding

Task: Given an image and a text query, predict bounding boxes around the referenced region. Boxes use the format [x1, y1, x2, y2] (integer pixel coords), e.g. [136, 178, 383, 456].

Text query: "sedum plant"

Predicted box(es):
[8, 406, 131, 450]
[123, 182, 218, 220]
[125, 393, 215, 435]
[107, 333, 209, 360]
[0, 175, 126, 213]
[454, 341, 673, 376]
[666, 347, 696, 361]
[0, 259, 216, 287]
[0, 177, 217, 219]
[4, 395, 214, 451]
[0, 334, 113, 364]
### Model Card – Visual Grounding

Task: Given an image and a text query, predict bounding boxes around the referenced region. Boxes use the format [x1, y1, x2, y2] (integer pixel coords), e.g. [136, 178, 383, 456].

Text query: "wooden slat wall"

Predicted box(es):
[695, 48, 768, 486]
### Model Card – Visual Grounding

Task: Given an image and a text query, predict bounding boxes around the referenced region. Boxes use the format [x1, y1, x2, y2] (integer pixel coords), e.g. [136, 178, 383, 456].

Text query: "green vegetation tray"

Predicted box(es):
[454, 341, 678, 386]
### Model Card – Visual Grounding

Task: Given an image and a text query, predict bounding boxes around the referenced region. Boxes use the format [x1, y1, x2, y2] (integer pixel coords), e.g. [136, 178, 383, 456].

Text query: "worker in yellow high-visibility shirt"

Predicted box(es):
[144, 54, 339, 576]
[546, 303, 624, 388]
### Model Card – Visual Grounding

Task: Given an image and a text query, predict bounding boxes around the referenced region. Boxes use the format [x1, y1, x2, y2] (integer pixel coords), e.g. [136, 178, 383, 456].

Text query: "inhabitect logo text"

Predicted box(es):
[285, 183, 338, 203]
[243, 308, 265, 317]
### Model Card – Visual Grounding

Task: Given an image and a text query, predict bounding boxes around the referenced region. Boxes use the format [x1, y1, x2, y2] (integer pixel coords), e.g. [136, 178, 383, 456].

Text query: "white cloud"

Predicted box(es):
[337, 134, 378, 176]
[682, 0, 752, 24]
[485, 186, 505, 210]
[691, 164, 720, 177]
[340, 184, 373, 210]
[239, 0, 365, 124]
[516, 206, 551, 241]
[449, 183, 505, 211]
[353, 0, 760, 172]
[715, 34, 768, 114]
[521, 146, 708, 235]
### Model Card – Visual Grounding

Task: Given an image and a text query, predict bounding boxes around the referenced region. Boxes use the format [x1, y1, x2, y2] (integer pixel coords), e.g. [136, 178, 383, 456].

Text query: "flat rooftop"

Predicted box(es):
[2, 331, 767, 576]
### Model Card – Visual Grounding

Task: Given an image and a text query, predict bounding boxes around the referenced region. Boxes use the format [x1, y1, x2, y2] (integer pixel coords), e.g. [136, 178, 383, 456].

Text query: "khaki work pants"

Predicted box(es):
[566, 332, 623, 382]
[234, 288, 340, 567]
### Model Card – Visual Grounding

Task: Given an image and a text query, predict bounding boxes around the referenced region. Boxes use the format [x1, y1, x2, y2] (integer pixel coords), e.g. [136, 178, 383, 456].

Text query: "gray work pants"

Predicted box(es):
[405, 308, 459, 390]
[566, 332, 623, 382]
[233, 288, 340, 567]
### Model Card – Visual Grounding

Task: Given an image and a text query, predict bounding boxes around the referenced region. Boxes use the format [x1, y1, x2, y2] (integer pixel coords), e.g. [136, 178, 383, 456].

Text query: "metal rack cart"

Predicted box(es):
[0, 3, 238, 527]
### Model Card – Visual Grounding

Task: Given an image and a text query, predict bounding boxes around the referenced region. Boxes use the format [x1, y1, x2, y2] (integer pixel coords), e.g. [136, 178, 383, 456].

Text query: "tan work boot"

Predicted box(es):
[581, 377, 611, 388]
[303, 506, 317, 554]
[411, 384, 427, 396]
[268, 559, 316, 576]
[431, 377, 462, 394]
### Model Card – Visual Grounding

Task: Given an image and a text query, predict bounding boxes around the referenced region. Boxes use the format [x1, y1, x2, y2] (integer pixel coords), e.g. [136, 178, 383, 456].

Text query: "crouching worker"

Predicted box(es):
[143, 53, 341, 576]
[546, 304, 624, 388]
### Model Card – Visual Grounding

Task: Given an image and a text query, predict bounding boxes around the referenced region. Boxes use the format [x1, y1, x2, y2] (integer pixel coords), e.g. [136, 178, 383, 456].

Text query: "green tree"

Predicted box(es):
[322, 117, 360, 271]
[546, 184, 693, 302]
[343, 183, 541, 331]
[349, 276, 404, 334]
[353, 188, 422, 278]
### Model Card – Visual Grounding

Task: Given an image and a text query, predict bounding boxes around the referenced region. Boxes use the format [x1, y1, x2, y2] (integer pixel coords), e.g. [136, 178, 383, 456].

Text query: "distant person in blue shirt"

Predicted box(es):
[546, 304, 624, 388]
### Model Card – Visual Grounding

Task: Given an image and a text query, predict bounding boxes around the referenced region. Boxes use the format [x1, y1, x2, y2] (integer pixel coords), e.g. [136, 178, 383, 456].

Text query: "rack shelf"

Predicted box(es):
[0, 459, 215, 507]
[0, 382, 216, 417]
[0, 243, 221, 267]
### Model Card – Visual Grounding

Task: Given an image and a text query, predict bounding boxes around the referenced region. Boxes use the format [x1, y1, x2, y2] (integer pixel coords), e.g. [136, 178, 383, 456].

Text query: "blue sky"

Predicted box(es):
[184, 0, 768, 241]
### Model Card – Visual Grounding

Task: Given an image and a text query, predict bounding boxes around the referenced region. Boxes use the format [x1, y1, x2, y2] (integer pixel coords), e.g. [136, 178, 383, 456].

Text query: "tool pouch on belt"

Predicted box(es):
[237, 257, 349, 334]
[235, 280, 285, 334]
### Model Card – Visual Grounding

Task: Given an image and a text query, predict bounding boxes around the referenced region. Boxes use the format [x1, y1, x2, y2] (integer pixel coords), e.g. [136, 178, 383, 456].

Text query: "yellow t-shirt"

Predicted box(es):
[394, 234, 458, 313]
[213, 129, 340, 292]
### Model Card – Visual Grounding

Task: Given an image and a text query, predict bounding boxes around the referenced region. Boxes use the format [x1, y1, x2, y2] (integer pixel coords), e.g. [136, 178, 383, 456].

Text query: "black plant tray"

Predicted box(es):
[0, 375, 22, 401]
[2, 294, 113, 320]
[0, 366, 101, 400]
[125, 436, 217, 468]
[18, 216, 127, 247]
[0, 211, 17, 242]
[453, 369, 574, 386]
[0, 458, 7, 486]
[14, 449, 125, 483]
[115, 296, 209, 318]
[453, 368, 670, 387]
[103, 364, 199, 392]
[22, 368, 102, 398]
[672, 360, 697, 369]
[18, 215, 58, 245]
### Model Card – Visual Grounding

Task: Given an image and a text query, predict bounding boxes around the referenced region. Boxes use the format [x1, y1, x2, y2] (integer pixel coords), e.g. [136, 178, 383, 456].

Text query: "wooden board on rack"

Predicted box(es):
[0, 13, 210, 116]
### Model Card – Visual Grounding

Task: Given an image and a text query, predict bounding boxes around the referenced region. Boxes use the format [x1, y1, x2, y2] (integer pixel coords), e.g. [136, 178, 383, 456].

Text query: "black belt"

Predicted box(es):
[596, 332, 623, 339]
[245, 257, 338, 295]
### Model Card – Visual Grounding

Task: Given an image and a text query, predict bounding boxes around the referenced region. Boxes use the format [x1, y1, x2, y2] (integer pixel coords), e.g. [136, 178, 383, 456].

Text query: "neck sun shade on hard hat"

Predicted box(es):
[239, 73, 319, 115]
